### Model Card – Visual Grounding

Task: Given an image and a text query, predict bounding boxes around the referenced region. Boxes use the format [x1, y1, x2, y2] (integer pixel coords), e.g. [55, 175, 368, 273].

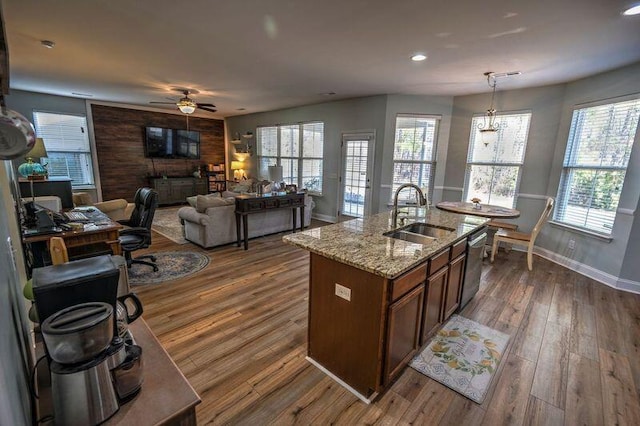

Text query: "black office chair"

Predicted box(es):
[118, 187, 159, 271]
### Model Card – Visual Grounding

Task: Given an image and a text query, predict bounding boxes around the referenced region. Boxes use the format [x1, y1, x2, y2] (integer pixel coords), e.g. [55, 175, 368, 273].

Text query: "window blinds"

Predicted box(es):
[33, 112, 90, 152]
[555, 98, 640, 234]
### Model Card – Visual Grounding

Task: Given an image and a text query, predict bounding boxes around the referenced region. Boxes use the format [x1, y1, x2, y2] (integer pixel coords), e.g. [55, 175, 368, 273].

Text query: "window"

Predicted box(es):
[464, 112, 531, 208]
[257, 122, 324, 194]
[391, 114, 439, 203]
[33, 111, 94, 187]
[554, 98, 640, 235]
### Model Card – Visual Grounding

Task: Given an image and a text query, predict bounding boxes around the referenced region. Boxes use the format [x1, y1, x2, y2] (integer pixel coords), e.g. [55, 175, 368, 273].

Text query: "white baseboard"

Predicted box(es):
[525, 246, 640, 294]
[312, 213, 337, 223]
[305, 356, 376, 404]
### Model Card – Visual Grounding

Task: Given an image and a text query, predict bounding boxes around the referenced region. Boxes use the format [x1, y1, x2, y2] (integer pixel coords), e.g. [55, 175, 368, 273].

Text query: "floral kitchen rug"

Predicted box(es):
[410, 314, 509, 403]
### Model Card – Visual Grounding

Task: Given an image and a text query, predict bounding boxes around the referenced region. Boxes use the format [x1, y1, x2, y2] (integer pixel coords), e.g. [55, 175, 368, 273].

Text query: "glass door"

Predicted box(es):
[339, 132, 375, 219]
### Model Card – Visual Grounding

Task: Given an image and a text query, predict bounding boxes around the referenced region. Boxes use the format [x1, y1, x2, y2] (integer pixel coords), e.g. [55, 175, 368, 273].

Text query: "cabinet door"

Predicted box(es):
[195, 180, 208, 195]
[444, 254, 466, 320]
[152, 180, 172, 205]
[384, 284, 424, 385]
[421, 267, 447, 344]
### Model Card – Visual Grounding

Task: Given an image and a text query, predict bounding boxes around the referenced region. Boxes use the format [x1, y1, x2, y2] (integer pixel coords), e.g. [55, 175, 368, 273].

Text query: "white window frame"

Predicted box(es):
[554, 96, 640, 236]
[390, 114, 440, 204]
[463, 111, 532, 208]
[32, 111, 95, 188]
[256, 121, 324, 195]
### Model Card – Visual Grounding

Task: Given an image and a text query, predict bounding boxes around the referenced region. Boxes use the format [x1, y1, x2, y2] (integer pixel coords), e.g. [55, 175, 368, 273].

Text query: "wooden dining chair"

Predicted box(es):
[490, 197, 555, 271]
[49, 237, 69, 265]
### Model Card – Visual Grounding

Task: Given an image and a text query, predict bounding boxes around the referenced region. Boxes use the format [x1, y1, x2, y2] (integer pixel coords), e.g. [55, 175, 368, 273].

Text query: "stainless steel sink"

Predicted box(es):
[400, 223, 456, 238]
[383, 222, 455, 244]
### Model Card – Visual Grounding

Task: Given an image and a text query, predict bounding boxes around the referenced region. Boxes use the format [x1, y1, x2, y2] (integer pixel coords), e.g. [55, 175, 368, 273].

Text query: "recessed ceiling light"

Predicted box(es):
[623, 4, 640, 15]
[411, 53, 427, 62]
[40, 40, 55, 48]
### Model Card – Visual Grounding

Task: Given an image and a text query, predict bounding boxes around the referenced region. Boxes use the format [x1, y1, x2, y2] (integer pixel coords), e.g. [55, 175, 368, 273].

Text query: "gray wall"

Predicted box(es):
[0, 162, 33, 426]
[226, 96, 389, 221]
[380, 95, 454, 212]
[544, 62, 640, 279]
[226, 94, 455, 220]
[446, 62, 640, 279]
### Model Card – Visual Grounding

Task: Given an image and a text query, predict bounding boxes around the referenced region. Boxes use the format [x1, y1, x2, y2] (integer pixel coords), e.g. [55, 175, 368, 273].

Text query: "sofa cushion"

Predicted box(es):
[188, 192, 220, 208]
[195, 195, 234, 212]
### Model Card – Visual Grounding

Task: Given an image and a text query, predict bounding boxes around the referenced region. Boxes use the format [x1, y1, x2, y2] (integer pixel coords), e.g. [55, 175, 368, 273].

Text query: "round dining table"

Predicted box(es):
[436, 201, 520, 219]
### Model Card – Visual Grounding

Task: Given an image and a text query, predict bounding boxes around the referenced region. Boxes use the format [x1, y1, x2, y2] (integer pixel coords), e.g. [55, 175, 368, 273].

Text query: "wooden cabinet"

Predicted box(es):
[306, 235, 472, 400]
[149, 177, 208, 205]
[422, 266, 447, 343]
[384, 284, 424, 385]
[444, 254, 465, 319]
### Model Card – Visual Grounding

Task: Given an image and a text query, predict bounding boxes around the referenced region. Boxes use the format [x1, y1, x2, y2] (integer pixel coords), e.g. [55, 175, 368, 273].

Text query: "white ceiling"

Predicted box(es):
[3, 0, 640, 118]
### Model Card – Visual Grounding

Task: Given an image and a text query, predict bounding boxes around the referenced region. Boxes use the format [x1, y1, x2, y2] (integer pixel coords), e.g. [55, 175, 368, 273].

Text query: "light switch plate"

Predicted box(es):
[335, 283, 351, 301]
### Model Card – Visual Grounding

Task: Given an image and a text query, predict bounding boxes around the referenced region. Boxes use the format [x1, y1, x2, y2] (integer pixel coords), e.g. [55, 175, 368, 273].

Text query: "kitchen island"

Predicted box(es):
[283, 207, 488, 402]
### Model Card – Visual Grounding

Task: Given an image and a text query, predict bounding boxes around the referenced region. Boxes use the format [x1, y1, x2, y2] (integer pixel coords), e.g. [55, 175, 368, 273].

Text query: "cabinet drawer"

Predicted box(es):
[277, 198, 292, 208]
[391, 263, 427, 301]
[451, 239, 467, 259]
[291, 197, 304, 206]
[427, 248, 450, 276]
[247, 200, 265, 211]
[264, 199, 278, 209]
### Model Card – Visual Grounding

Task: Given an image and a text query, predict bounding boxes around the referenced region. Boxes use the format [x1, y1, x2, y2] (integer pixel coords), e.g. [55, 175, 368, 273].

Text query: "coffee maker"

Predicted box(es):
[33, 255, 144, 425]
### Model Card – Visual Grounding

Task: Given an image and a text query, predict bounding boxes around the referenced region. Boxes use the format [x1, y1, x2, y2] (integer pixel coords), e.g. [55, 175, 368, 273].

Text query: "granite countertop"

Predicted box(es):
[282, 207, 489, 279]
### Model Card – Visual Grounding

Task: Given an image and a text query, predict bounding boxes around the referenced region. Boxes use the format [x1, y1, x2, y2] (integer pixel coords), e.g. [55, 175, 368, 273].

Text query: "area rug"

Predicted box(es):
[410, 314, 509, 403]
[152, 206, 187, 244]
[128, 251, 209, 285]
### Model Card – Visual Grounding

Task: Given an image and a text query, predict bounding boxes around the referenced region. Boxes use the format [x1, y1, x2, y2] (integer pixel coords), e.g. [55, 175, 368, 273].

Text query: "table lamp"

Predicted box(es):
[18, 137, 48, 180]
[268, 165, 284, 192]
[231, 161, 245, 180]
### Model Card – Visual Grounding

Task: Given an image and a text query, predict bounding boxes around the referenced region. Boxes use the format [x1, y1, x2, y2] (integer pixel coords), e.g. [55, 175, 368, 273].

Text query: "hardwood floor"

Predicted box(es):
[134, 226, 640, 425]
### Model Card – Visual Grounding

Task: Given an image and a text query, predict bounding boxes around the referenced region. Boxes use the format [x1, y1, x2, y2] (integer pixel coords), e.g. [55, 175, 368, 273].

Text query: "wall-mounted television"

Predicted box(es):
[144, 126, 200, 159]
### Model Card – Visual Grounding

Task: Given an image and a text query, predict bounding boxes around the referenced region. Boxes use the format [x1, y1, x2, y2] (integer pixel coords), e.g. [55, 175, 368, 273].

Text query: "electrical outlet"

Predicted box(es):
[568, 239, 576, 250]
[335, 283, 351, 301]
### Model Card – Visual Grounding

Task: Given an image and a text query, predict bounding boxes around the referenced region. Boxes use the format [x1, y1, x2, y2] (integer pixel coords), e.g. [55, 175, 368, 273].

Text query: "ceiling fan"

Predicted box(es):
[150, 89, 217, 114]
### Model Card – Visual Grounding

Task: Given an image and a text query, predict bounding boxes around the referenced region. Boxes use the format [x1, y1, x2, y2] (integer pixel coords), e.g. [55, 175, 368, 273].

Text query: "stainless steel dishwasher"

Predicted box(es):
[460, 227, 487, 310]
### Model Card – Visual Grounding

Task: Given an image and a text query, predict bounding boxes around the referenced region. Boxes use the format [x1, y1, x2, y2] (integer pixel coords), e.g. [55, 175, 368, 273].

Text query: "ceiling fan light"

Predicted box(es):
[622, 4, 640, 15]
[177, 98, 197, 114]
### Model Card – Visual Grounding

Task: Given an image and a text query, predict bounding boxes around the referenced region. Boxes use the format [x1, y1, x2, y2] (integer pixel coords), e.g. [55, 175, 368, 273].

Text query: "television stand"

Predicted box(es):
[149, 176, 208, 205]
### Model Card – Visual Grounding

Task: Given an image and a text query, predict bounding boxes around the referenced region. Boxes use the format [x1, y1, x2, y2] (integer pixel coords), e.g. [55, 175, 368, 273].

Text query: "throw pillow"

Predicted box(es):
[194, 194, 225, 213]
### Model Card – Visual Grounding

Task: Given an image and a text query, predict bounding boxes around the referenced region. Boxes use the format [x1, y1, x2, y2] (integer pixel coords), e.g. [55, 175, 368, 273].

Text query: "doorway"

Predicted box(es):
[339, 132, 375, 219]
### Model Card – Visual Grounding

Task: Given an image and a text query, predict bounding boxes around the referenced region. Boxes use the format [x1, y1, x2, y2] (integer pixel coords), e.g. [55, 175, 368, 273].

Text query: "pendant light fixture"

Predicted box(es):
[478, 71, 499, 147]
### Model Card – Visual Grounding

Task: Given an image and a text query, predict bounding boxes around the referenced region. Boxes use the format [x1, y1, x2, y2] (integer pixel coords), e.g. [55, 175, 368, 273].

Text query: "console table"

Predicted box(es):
[235, 192, 305, 250]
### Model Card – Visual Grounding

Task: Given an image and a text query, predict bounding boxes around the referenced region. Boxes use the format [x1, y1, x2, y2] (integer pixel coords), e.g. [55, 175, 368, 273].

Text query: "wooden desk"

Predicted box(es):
[235, 192, 305, 250]
[37, 319, 201, 425]
[23, 211, 123, 268]
[436, 201, 520, 219]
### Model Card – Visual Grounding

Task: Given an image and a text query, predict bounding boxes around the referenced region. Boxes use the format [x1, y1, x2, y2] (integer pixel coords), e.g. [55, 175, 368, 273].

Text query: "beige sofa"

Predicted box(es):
[178, 193, 314, 248]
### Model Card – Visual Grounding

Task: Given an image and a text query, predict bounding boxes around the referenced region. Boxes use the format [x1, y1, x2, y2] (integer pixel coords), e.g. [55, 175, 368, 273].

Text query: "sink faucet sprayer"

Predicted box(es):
[392, 184, 429, 227]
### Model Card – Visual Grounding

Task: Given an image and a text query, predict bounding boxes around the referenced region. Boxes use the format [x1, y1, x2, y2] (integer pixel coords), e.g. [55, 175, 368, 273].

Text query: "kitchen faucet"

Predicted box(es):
[392, 184, 429, 227]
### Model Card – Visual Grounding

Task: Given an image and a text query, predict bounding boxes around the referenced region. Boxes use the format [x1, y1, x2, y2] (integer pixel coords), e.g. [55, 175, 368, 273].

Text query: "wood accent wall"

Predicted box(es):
[91, 105, 224, 202]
